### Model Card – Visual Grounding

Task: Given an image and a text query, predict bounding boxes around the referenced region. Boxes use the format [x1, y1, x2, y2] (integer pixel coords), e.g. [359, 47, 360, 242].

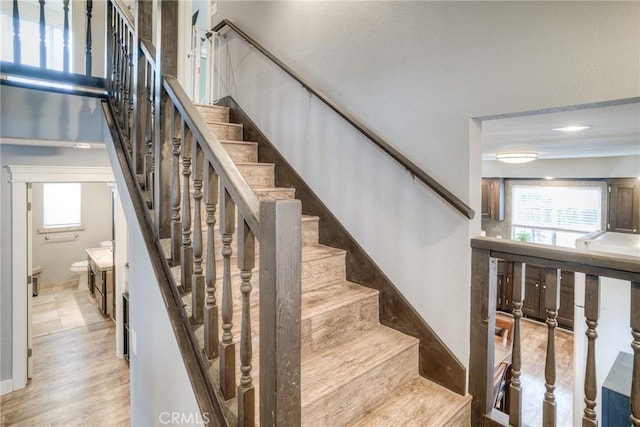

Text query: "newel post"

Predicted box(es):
[153, 0, 178, 238]
[259, 199, 302, 426]
[469, 247, 497, 425]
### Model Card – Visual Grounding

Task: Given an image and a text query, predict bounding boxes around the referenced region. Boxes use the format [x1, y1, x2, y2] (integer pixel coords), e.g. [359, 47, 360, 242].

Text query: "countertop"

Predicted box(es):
[85, 247, 114, 271]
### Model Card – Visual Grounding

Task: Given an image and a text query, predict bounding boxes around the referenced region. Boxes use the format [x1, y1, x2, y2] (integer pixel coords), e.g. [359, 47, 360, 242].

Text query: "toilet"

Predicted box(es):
[70, 260, 89, 290]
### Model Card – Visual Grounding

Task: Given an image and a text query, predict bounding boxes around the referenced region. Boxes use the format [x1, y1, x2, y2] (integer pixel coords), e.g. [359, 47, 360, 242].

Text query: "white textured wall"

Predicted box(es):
[213, 1, 640, 365]
[31, 182, 112, 285]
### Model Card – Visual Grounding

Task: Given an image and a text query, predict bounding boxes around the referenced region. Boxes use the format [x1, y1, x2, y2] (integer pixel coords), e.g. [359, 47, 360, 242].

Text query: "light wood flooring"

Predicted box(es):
[518, 317, 574, 427]
[1, 287, 129, 426]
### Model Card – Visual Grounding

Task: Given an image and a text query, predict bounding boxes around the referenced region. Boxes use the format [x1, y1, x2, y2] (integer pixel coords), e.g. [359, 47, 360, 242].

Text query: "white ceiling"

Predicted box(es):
[481, 101, 640, 160]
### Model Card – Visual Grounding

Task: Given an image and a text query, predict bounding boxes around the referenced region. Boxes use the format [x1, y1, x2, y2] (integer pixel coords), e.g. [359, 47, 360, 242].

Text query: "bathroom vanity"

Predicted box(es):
[86, 247, 115, 319]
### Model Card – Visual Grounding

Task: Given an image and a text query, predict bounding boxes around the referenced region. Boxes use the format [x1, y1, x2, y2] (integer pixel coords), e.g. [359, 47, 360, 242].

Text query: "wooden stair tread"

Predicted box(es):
[301, 280, 377, 320]
[301, 325, 417, 408]
[220, 139, 258, 147]
[349, 376, 472, 427]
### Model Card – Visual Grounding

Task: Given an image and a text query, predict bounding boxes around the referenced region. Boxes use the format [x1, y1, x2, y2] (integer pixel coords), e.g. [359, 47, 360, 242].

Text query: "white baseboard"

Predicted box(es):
[0, 379, 13, 395]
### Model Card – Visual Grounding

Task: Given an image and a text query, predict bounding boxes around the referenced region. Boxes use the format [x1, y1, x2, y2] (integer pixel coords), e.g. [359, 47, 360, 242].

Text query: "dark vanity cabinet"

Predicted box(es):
[481, 178, 505, 221]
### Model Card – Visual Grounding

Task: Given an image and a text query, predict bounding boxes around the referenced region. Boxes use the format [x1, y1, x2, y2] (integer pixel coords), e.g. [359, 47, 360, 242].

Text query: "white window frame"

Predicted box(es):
[507, 179, 607, 247]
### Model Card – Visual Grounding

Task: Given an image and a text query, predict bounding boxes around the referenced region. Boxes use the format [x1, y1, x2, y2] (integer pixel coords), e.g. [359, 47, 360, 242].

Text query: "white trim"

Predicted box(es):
[8, 165, 114, 392]
[8, 166, 114, 183]
[0, 379, 13, 395]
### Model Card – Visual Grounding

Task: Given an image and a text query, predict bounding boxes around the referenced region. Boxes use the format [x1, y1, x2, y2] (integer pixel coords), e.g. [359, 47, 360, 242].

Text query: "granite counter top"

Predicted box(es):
[85, 247, 114, 271]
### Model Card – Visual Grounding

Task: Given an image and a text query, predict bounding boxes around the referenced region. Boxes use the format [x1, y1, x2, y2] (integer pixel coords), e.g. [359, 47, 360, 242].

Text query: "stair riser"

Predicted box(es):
[237, 164, 275, 188]
[302, 344, 418, 426]
[222, 142, 258, 163]
[211, 123, 243, 141]
[195, 105, 230, 123]
[302, 294, 379, 355]
[302, 254, 346, 289]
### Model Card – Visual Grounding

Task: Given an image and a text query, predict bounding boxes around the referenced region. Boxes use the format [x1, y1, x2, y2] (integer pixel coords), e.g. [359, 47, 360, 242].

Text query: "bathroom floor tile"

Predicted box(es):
[33, 302, 57, 314]
[33, 294, 55, 306]
[33, 319, 63, 337]
[33, 310, 60, 325]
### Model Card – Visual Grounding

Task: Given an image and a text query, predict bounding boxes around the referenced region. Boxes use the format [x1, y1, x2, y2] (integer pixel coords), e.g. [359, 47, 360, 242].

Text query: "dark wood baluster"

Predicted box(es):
[238, 219, 255, 426]
[204, 164, 219, 359]
[543, 267, 560, 427]
[127, 31, 134, 141]
[109, 4, 118, 97]
[144, 65, 154, 197]
[118, 21, 127, 125]
[62, 0, 69, 72]
[85, 0, 93, 75]
[509, 262, 525, 427]
[12, 0, 20, 64]
[38, 0, 46, 68]
[148, 70, 156, 203]
[631, 281, 640, 426]
[191, 144, 205, 324]
[181, 123, 193, 293]
[219, 188, 236, 400]
[583, 274, 600, 427]
[170, 107, 182, 264]
[112, 16, 120, 103]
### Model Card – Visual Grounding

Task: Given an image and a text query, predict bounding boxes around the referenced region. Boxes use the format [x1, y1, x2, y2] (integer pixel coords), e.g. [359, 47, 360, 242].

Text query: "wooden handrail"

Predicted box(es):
[471, 237, 640, 282]
[140, 37, 156, 68]
[211, 19, 475, 220]
[163, 76, 261, 235]
[111, 0, 134, 29]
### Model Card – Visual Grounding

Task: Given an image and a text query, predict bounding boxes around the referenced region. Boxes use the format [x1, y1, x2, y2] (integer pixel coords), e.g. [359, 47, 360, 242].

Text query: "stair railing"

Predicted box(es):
[6, 0, 94, 75]
[106, 1, 303, 425]
[210, 19, 475, 220]
[469, 237, 640, 426]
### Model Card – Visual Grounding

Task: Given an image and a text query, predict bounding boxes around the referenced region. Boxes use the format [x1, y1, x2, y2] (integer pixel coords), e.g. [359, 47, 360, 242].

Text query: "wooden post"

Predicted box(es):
[543, 267, 560, 427]
[39, 0, 46, 68]
[85, 0, 93, 75]
[259, 199, 302, 426]
[133, 0, 151, 173]
[238, 219, 256, 426]
[180, 122, 193, 293]
[219, 188, 236, 400]
[62, 0, 70, 72]
[631, 281, 640, 426]
[153, 0, 178, 238]
[583, 274, 600, 427]
[191, 144, 205, 324]
[203, 164, 219, 359]
[469, 248, 496, 425]
[509, 262, 525, 427]
[12, 0, 20, 64]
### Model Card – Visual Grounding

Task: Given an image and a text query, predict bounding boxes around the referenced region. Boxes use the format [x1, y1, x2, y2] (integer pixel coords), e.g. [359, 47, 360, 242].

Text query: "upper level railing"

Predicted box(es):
[469, 237, 639, 426]
[211, 19, 475, 220]
[106, 1, 302, 425]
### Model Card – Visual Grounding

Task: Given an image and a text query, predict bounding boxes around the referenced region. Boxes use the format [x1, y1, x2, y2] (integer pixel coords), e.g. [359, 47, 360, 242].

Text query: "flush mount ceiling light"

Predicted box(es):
[552, 125, 592, 132]
[496, 152, 538, 164]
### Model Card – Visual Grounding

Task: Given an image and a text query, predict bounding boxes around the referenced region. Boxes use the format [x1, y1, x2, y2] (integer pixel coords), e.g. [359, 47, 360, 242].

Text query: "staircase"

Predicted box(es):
[159, 103, 471, 425]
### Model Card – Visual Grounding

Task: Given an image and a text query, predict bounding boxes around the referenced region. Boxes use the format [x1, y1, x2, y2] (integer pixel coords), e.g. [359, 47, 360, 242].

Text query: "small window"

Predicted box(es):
[511, 183, 603, 248]
[43, 183, 81, 228]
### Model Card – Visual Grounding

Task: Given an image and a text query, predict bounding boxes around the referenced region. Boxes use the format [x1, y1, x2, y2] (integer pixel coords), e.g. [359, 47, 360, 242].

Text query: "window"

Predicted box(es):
[511, 183, 604, 248]
[43, 183, 81, 228]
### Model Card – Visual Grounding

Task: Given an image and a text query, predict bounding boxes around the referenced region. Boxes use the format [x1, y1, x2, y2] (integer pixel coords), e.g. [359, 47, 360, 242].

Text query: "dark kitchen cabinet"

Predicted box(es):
[481, 178, 505, 221]
[496, 262, 574, 330]
[608, 178, 640, 234]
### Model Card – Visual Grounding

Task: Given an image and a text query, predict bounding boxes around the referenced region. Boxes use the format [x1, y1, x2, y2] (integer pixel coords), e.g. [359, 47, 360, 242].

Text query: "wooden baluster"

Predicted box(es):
[543, 267, 560, 427]
[219, 187, 236, 399]
[191, 144, 205, 324]
[85, 0, 93, 75]
[127, 31, 134, 141]
[181, 123, 193, 293]
[144, 65, 154, 197]
[12, 0, 20, 64]
[170, 107, 182, 264]
[62, 0, 69, 72]
[631, 281, 640, 426]
[38, 0, 46, 68]
[112, 16, 120, 102]
[204, 164, 219, 359]
[109, 4, 118, 97]
[509, 262, 525, 427]
[148, 70, 156, 201]
[583, 274, 600, 427]
[118, 22, 127, 124]
[238, 219, 255, 426]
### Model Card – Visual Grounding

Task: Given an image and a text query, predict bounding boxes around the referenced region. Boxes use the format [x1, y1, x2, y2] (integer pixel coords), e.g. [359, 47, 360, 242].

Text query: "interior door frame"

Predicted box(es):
[8, 165, 114, 392]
